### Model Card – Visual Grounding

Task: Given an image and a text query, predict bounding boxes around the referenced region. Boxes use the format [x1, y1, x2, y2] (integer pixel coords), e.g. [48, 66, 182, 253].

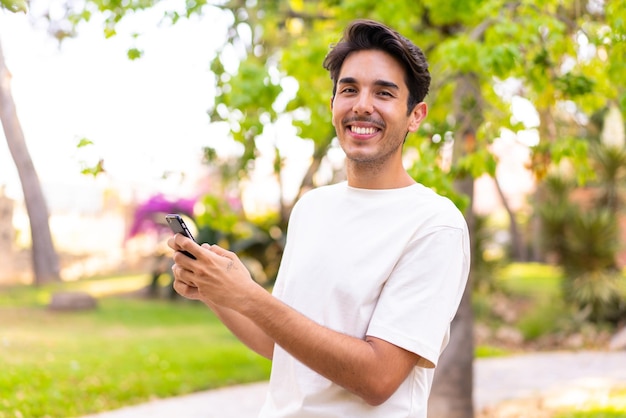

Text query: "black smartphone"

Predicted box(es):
[165, 214, 197, 259]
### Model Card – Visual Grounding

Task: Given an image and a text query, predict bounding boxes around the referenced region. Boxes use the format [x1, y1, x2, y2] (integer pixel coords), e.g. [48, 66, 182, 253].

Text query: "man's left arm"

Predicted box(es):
[239, 285, 420, 406]
[171, 235, 420, 406]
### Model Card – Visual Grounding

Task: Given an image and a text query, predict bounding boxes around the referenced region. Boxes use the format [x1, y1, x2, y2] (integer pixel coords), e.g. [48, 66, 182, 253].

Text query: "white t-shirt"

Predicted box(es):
[259, 182, 470, 418]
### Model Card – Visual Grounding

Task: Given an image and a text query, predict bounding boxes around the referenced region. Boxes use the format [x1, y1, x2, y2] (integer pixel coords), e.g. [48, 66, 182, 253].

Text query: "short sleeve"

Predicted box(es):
[366, 225, 470, 368]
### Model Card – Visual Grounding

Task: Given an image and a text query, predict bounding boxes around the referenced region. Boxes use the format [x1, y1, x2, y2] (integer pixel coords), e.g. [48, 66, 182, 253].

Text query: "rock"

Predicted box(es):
[48, 291, 97, 311]
[609, 326, 626, 351]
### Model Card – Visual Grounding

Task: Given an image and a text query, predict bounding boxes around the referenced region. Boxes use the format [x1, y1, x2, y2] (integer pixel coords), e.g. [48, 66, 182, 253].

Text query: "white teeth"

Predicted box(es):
[351, 126, 377, 135]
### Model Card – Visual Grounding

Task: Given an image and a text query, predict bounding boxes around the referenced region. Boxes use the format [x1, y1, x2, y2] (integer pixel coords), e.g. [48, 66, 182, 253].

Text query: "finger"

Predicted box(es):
[207, 244, 233, 258]
[172, 262, 195, 279]
[171, 264, 197, 288]
[173, 279, 200, 300]
[174, 234, 199, 259]
[168, 234, 191, 256]
[172, 250, 196, 269]
[167, 235, 178, 251]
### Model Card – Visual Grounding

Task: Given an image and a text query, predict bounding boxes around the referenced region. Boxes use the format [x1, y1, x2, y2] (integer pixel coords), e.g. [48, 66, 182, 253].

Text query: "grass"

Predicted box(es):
[1, 264, 624, 417]
[474, 262, 567, 357]
[498, 262, 563, 297]
[0, 275, 271, 417]
[554, 385, 626, 417]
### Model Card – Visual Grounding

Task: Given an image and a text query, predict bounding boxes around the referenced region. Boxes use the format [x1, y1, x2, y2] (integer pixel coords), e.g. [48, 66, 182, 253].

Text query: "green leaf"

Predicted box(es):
[555, 73, 595, 97]
[76, 138, 94, 148]
[127, 48, 143, 60]
[0, 0, 28, 13]
[103, 27, 117, 39]
[80, 159, 105, 177]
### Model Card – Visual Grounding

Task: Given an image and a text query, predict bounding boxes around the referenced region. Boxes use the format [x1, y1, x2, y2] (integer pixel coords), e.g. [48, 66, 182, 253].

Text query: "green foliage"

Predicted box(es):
[537, 135, 626, 323]
[516, 298, 568, 340]
[405, 139, 470, 211]
[537, 175, 574, 258]
[565, 208, 619, 273]
[80, 159, 106, 177]
[563, 270, 625, 324]
[454, 146, 497, 179]
[498, 262, 563, 296]
[126, 47, 143, 60]
[195, 194, 240, 236]
[0, 0, 27, 13]
[50, 0, 626, 331]
[0, 278, 271, 417]
[555, 73, 595, 97]
[474, 345, 510, 358]
[472, 262, 607, 345]
[590, 142, 626, 210]
[75, 137, 106, 177]
[437, 36, 480, 73]
[532, 136, 593, 184]
[471, 214, 508, 293]
[50, 0, 623, 234]
[76, 137, 94, 148]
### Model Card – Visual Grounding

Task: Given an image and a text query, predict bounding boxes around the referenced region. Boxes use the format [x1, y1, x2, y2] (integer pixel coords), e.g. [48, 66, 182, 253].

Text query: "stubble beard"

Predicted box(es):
[344, 137, 404, 174]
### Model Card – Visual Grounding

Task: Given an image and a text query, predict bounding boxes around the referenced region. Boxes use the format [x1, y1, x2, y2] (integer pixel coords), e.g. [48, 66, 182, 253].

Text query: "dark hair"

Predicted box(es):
[323, 19, 431, 114]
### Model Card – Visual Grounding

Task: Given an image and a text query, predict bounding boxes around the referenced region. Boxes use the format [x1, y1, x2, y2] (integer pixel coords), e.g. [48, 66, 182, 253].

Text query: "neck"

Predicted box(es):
[345, 161, 415, 189]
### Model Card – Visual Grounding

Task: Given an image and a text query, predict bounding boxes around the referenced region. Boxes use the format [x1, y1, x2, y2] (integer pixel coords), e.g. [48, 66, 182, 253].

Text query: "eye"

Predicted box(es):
[340, 87, 357, 94]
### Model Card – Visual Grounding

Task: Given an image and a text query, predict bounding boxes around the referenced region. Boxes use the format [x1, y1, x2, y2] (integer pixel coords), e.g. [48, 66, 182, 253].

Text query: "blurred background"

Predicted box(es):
[1, 1, 625, 417]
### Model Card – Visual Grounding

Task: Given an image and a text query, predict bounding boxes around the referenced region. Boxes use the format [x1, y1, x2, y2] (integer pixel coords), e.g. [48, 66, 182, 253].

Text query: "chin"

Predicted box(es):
[345, 153, 379, 165]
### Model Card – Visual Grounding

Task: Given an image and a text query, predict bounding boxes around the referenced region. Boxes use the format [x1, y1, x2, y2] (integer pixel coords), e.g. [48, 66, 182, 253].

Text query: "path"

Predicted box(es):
[83, 350, 626, 418]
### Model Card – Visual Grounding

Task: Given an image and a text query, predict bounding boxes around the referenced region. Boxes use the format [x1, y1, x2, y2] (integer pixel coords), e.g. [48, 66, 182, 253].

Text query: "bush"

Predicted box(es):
[563, 270, 626, 323]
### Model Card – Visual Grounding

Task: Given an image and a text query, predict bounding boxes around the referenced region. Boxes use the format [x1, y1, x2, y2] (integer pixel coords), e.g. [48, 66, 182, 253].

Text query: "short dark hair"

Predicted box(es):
[323, 19, 431, 114]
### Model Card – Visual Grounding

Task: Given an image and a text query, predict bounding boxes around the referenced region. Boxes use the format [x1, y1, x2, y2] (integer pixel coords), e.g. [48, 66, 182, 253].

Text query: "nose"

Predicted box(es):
[352, 92, 374, 115]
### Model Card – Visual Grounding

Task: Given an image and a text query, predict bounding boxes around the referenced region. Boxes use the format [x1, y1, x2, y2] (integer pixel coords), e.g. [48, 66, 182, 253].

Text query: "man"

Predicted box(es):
[168, 19, 470, 417]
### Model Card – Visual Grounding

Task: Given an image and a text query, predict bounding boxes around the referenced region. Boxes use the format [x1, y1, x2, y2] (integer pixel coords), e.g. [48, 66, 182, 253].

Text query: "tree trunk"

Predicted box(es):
[0, 37, 60, 285]
[429, 72, 480, 418]
[529, 107, 558, 262]
[493, 175, 527, 261]
[429, 173, 476, 418]
[428, 270, 475, 418]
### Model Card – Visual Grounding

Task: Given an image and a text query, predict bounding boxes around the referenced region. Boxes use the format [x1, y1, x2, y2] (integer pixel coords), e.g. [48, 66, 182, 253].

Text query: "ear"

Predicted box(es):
[407, 102, 428, 133]
[330, 96, 334, 110]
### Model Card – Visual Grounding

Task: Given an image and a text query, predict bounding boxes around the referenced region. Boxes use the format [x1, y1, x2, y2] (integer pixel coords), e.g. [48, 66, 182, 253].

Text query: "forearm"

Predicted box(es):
[240, 286, 409, 405]
[205, 299, 275, 360]
[167, 238, 413, 403]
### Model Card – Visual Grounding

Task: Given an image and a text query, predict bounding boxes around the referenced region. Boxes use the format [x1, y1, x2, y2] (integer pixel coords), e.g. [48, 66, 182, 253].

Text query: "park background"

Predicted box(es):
[1, 1, 626, 417]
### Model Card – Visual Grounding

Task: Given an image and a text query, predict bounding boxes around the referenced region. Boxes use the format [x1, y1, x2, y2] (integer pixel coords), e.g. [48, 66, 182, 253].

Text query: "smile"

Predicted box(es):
[350, 126, 379, 135]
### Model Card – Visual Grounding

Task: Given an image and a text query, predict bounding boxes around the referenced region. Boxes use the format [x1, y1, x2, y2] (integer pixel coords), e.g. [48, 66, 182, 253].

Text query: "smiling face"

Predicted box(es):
[331, 49, 427, 176]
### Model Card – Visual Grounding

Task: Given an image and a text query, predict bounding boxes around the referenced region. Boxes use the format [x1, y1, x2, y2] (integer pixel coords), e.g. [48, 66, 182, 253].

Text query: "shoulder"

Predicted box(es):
[294, 182, 346, 207]
[408, 183, 467, 230]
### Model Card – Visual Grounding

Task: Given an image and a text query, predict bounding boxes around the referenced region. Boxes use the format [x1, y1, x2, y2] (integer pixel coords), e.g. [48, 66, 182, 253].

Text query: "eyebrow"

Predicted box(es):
[338, 77, 400, 90]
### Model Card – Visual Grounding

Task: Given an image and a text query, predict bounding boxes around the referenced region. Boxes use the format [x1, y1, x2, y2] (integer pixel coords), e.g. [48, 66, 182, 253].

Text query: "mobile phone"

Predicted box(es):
[165, 214, 197, 259]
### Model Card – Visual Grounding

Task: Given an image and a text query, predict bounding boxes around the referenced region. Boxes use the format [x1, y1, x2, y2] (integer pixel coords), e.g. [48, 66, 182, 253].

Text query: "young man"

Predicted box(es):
[168, 19, 470, 418]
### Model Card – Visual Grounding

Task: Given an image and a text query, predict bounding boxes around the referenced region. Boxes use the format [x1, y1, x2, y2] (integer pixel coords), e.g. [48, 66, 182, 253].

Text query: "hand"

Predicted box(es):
[167, 234, 256, 309]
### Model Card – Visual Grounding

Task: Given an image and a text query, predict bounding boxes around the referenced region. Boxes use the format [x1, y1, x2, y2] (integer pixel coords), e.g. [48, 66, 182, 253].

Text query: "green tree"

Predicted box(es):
[10, 0, 624, 416]
[199, 4, 624, 417]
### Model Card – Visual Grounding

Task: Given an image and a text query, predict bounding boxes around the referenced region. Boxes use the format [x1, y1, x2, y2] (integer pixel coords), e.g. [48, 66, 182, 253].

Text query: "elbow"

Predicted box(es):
[358, 378, 398, 406]
[363, 394, 390, 407]
[362, 389, 394, 407]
